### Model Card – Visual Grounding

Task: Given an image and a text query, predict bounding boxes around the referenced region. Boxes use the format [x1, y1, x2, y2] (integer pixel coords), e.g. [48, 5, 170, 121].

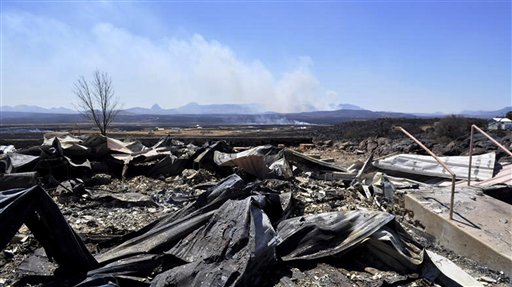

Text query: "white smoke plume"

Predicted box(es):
[3, 11, 340, 113]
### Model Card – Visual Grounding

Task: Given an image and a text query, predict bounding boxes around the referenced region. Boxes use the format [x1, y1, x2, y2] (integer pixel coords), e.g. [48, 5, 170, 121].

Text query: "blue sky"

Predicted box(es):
[1, 0, 510, 113]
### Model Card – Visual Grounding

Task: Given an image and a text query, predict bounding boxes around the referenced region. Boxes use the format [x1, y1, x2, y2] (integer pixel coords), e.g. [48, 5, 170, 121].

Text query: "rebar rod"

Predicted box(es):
[395, 126, 457, 219]
[468, 124, 512, 186]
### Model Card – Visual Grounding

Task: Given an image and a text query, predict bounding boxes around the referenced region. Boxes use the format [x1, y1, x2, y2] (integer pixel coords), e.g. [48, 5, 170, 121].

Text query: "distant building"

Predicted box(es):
[488, 117, 512, 130]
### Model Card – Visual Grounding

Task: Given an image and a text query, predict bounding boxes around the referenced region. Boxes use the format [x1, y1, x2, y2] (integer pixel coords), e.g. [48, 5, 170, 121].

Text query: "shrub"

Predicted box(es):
[434, 115, 471, 143]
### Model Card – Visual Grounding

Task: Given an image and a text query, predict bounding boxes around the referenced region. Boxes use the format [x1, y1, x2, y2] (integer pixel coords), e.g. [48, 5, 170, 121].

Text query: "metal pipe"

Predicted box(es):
[468, 126, 475, 186]
[394, 126, 457, 219]
[395, 127, 457, 177]
[467, 124, 512, 186]
[472, 125, 512, 156]
[450, 174, 456, 219]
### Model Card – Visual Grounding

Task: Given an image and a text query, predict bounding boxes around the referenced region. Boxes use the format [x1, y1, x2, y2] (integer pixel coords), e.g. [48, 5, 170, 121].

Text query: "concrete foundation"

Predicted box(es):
[404, 186, 512, 277]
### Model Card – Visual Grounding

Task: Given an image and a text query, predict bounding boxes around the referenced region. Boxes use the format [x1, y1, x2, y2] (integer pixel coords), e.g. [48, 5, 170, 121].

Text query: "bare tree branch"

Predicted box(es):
[73, 71, 120, 136]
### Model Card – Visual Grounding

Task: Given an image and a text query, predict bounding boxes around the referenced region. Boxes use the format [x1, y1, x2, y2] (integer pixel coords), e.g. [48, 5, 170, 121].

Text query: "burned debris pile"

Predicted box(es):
[0, 133, 508, 286]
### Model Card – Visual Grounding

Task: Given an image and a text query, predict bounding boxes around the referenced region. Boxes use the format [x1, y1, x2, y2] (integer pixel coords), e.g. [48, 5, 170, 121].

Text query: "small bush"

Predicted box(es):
[434, 115, 471, 143]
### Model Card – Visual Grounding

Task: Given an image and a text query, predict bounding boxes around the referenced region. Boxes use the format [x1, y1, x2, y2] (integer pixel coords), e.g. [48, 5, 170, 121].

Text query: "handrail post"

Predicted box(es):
[394, 126, 457, 219]
[467, 124, 512, 187]
[468, 125, 475, 186]
[450, 174, 456, 219]
[471, 125, 512, 156]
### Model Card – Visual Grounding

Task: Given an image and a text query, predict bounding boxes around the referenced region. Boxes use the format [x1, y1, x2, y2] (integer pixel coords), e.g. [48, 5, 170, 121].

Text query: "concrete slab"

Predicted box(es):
[404, 186, 512, 276]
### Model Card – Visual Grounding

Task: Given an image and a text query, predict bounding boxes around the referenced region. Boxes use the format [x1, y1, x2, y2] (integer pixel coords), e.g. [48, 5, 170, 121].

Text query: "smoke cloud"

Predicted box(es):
[3, 11, 340, 113]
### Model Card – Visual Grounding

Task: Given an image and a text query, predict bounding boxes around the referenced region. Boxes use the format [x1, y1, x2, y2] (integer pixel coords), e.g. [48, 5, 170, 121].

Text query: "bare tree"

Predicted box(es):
[73, 71, 120, 136]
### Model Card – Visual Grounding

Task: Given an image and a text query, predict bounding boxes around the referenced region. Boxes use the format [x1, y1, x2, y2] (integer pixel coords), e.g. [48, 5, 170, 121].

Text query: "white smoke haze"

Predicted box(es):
[3, 11, 341, 113]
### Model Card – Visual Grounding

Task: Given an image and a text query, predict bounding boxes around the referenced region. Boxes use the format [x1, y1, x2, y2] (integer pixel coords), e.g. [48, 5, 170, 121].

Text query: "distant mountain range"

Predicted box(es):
[0, 103, 509, 120]
[124, 102, 269, 115]
[1, 105, 76, 114]
[328, 103, 364, 111]
[460, 106, 511, 118]
[0, 102, 364, 115]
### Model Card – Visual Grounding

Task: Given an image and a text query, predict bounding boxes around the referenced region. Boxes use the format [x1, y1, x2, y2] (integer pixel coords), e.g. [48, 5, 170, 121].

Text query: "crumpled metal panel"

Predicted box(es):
[373, 152, 495, 180]
[0, 186, 98, 272]
[214, 145, 288, 179]
[276, 210, 394, 261]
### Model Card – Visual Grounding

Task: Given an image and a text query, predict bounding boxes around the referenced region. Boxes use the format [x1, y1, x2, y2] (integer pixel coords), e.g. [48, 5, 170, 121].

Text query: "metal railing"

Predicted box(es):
[467, 124, 512, 186]
[394, 126, 457, 219]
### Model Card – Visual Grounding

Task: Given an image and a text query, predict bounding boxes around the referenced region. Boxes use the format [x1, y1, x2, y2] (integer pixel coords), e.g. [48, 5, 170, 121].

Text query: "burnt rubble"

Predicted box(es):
[0, 133, 510, 286]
